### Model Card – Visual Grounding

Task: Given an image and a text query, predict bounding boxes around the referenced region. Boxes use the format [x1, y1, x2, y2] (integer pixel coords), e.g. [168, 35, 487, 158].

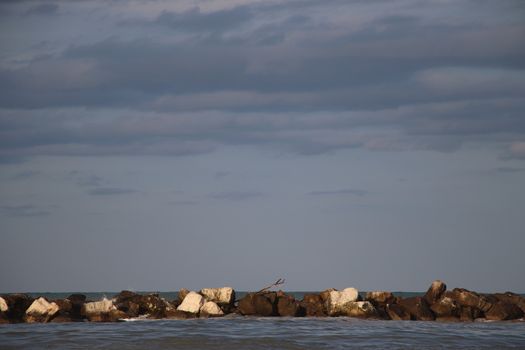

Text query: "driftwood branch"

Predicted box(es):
[256, 278, 285, 294]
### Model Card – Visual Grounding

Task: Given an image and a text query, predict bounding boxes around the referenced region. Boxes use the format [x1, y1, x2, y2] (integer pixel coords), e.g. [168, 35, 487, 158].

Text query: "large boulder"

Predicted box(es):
[114, 291, 173, 318]
[300, 294, 327, 317]
[277, 293, 303, 317]
[424, 280, 447, 305]
[2, 294, 33, 323]
[430, 294, 460, 318]
[200, 287, 235, 306]
[200, 301, 224, 317]
[397, 297, 435, 321]
[178, 289, 190, 304]
[83, 298, 124, 322]
[67, 294, 86, 320]
[459, 306, 483, 321]
[177, 291, 204, 314]
[237, 292, 278, 316]
[325, 288, 359, 316]
[494, 292, 525, 314]
[365, 291, 395, 306]
[451, 288, 493, 313]
[485, 302, 524, 321]
[25, 297, 60, 323]
[343, 301, 378, 318]
[386, 304, 411, 320]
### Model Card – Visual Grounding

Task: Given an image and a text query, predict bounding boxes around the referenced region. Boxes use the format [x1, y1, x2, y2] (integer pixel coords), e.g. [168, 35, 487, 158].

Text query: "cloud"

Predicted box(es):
[87, 187, 137, 196]
[508, 142, 525, 160]
[214, 171, 230, 179]
[307, 189, 369, 197]
[168, 200, 198, 206]
[495, 167, 524, 173]
[0, 204, 50, 217]
[208, 191, 263, 201]
[10, 170, 40, 180]
[0, 0, 524, 157]
[24, 3, 59, 16]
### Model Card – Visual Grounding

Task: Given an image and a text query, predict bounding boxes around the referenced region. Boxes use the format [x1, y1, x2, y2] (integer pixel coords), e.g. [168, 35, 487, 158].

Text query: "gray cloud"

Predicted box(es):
[307, 189, 369, 197]
[208, 191, 263, 201]
[0, 204, 51, 217]
[24, 3, 58, 16]
[0, 0, 524, 157]
[87, 187, 137, 196]
[495, 167, 524, 173]
[10, 170, 40, 180]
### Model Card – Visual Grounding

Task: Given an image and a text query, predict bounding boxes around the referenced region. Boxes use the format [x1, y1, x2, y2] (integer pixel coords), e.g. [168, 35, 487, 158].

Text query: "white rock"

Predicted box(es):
[84, 298, 115, 315]
[200, 301, 224, 317]
[200, 287, 235, 305]
[177, 291, 204, 314]
[25, 297, 59, 322]
[0, 297, 7, 312]
[326, 288, 359, 316]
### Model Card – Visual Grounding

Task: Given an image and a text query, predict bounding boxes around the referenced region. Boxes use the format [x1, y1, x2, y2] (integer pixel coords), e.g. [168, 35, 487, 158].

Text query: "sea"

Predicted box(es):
[1, 292, 525, 349]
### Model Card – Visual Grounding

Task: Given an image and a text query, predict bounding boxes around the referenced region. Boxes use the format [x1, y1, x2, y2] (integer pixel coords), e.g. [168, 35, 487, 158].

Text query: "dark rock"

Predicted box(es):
[114, 291, 170, 318]
[494, 292, 525, 314]
[386, 304, 411, 320]
[165, 309, 197, 319]
[50, 314, 74, 323]
[397, 297, 435, 321]
[485, 302, 524, 321]
[365, 291, 395, 306]
[459, 306, 483, 322]
[277, 294, 304, 317]
[54, 299, 72, 313]
[451, 288, 493, 313]
[319, 288, 336, 304]
[67, 294, 86, 320]
[424, 280, 447, 305]
[2, 294, 33, 323]
[435, 316, 461, 322]
[238, 293, 257, 315]
[237, 292, 278, 316]
[430, 295, 460, 317]
[300, 294, 327, 317]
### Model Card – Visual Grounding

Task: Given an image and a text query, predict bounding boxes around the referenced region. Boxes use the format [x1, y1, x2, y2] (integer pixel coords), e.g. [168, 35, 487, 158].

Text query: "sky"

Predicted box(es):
[0, 0, 524, 293]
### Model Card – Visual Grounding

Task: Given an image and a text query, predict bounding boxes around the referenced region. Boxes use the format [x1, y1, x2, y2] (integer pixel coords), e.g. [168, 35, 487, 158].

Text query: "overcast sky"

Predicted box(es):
[1, 0, 524, 293]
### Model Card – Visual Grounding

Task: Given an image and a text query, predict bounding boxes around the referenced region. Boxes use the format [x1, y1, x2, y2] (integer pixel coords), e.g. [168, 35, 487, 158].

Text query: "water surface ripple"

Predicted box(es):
[1, 317, 525, 349]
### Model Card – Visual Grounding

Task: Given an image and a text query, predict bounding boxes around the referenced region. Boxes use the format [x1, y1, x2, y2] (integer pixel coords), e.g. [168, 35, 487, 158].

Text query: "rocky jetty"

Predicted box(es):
[0, 281, 524, 324]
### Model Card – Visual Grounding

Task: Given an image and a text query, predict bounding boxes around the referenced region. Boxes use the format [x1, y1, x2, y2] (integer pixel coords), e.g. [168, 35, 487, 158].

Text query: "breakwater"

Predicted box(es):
[1, 280, 524, 324]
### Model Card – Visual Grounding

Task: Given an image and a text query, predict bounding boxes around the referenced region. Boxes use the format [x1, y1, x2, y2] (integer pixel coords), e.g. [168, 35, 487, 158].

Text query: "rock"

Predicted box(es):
[386, 304, 411, 320]
[200, 287, 235, 306]
[397, 297, 435, 321]
[325, 288, 359, 316]
[277, 294, 303, 317]
[365, 291, 395, 306]
[485, 302, 524, 321]
[50, 314, 74, 323]
[300, 294, 327, 317]
[237, 292, 277, 316]
[200, 301, 224, 317]
[25, 297, 60, 323]
[83, 298, 118, 322]
[114, 291, 173, 318]
[67, 294, 86, 320]
[2, 294, 33, 323]
[178, 289, 190, 303]
[459, 306, 483, 321]
[165, 309, 198, 319]
[177, 292, 204, 314]
[343, 301, 378, 318]
[451, 288, 493, 313]
[424, 280, 447, 305]
[435, 316, 461, 322]
[54, 299, 72, 313]
[0, 297, 7, 312]
[319, 288, 337, 303]
[430, 295, 460, 318]
[494, 292, 525, 314]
